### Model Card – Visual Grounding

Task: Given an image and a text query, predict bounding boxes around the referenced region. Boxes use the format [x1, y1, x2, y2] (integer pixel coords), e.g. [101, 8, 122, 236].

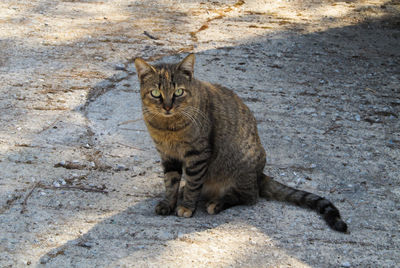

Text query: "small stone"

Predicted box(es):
[40, 256, 49, 264]
[283, 136, 291, 141]
[296, 177, 305, 185]
[60, 179, 66, 185]
[177, 232, 185, 239]
[114, 63, 126, 70]
[83, 144, 91, 149]
[115, 164, 128, 171]
[53, 181, 61, 188]
[341, 262, 351, 267]
[78, 241, 94, 249]
[355, 114, 361, 121]
[310, 163, 317, 169]
[158, 231, 174, 240]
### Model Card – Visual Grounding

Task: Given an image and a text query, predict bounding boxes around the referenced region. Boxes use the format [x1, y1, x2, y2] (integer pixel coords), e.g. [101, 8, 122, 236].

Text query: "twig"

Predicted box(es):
[37, 114, 65, 134]
[143, 31, 158, 40]
[118, 128, 146, 132]
[115, 142, 145, 151]
[21, 182, 40, 214]
[54, 161, 87, 170]
[117, 119, 141, 126]
[346, 199, 356, 209]
[364, 87, 376, 94]
[0, 193, 22, 214]
[40, 185, 108, 194]
[20, 182, 108, 214]
[323, 125, 341, 135]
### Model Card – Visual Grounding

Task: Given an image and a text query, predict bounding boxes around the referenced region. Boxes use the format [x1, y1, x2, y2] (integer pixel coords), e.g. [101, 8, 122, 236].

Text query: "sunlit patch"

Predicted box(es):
[109, 223, 311, 267]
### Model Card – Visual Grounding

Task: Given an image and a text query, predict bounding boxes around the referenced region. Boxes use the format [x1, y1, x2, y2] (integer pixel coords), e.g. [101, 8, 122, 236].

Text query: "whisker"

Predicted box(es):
[180, 110, 200, 130]
[184, 106, 209, 129]
[185, 106, 210, 126]
[180, 110, 197, 128]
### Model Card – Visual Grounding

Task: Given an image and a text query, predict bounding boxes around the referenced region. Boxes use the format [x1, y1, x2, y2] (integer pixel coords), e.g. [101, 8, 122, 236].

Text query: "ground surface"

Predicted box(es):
[0, 0, 399, 267]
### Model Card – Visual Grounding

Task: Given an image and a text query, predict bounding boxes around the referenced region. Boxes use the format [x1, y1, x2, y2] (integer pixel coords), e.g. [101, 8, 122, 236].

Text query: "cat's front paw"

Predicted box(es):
[176, 205, 193, 218]
[155, 200, 173, 215]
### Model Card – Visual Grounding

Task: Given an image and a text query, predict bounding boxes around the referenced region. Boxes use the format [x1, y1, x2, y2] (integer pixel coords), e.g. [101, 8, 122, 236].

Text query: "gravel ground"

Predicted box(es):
[0, 0, 399, 267]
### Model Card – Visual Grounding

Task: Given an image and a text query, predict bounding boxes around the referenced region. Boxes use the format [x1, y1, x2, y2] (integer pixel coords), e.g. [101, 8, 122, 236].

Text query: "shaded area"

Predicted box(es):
[38, 13, 400, 267]
[0, 0, 399, 267]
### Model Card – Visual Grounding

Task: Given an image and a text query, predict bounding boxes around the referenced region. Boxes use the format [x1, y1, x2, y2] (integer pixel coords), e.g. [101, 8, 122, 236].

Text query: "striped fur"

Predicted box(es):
[134, 54, 348, 232]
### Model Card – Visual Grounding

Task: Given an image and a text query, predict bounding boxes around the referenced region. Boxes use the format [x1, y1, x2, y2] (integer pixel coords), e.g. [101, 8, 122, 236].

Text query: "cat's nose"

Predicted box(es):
[164, 105, 172, 111]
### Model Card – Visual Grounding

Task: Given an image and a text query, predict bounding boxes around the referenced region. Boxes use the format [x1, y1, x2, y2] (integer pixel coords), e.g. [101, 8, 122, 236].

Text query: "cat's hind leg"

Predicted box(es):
[205, 172, 258, 215]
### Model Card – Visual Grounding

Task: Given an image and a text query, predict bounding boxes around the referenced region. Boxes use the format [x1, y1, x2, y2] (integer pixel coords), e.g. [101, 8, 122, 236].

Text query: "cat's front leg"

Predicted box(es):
[156, 158, 182, 215]
[177, 150, 210, 217]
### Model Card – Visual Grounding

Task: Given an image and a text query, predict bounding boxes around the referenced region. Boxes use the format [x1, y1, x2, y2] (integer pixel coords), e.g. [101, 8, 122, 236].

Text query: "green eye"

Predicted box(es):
[150, 89, 161, 98]
[174, 88, 184, 97]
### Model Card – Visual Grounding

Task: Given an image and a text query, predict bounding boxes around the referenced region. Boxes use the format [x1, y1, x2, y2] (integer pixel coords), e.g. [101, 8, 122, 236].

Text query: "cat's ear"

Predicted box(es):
[177, 54, 195, 79]
[134, 58, 156, 82]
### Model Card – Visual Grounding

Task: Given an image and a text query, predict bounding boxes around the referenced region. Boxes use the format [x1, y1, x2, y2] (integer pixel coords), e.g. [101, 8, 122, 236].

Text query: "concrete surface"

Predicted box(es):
[0, 0, 399, 267]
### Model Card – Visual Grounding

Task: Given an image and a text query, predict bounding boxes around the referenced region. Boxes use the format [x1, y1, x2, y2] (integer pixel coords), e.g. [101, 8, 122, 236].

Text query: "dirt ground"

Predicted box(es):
[0, 0, 399, 267]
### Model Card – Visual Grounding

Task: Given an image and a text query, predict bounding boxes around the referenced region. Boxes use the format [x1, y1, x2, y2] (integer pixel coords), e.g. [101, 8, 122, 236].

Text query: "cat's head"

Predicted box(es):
[134, 54, 197, 119]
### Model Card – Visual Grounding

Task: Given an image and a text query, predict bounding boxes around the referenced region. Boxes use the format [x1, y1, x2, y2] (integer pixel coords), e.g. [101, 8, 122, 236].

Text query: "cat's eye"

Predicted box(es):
[174, 88, 184, 97]
[150, 89, 161, 98]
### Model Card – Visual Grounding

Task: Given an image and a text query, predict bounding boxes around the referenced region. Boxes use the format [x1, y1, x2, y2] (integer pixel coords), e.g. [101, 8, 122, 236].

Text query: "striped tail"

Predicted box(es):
[258, 174, 348, 233]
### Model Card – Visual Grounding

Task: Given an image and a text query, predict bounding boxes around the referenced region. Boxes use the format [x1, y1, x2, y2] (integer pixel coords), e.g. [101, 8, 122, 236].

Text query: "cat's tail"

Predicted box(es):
[258, 173, 348, 233]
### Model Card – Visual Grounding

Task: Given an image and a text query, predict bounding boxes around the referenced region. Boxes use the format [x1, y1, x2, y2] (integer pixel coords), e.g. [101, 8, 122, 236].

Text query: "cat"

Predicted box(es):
[134, 54, 348, 232]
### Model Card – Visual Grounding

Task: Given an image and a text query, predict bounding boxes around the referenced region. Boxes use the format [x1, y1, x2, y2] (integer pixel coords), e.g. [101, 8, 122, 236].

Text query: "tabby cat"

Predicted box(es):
[134, 54, 347, 232]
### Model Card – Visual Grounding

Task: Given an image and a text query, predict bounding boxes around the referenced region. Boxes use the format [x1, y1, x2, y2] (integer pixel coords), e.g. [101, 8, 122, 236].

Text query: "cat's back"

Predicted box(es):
[200, 80, 265, 170]
[201, 81, 255, 125]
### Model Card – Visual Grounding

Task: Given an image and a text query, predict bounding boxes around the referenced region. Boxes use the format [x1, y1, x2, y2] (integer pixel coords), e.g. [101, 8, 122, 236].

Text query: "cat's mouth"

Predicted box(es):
[162, 111, 174, 117]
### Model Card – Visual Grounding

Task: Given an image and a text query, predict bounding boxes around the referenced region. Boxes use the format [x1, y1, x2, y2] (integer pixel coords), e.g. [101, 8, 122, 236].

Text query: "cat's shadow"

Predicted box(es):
[37, 198, 252, 267]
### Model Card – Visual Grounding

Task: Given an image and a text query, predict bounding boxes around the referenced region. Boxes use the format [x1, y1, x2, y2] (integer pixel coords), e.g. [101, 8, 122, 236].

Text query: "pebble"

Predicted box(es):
[80, 241, 95, 248]
[296, 177, 305, 185]
[40, 256, 49, 264]
[53, 181, 61, 188]
[177, 232, 185, 239]
[341, 262, 351, 267]
[355, 114, 361, 121]
[114, 63, 126, 70]
[158, 231, 174, 240]
[115, 164, 128, 171]
[83, 143, 91, 149]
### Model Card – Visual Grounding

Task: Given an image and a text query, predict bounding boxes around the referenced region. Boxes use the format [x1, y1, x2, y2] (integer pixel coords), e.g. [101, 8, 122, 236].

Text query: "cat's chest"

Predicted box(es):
[149, 128, 193, 158]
